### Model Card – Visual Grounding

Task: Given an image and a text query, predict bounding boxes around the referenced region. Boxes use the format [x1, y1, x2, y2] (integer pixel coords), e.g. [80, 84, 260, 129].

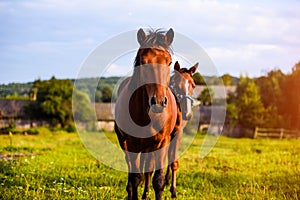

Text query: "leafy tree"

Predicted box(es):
[255, 69, 286, 128]
[235, 76, 265, 130]
[199, 87, 214, 105]
[192, 72, 206, 85]
[0, 82, 32, 99]
[255, 69, 285, 109]
[72, 89, 95, 122]
[5, 92, 29, 100]
[225, 92, 239, 129]
[95, 90, 103, 102]
[281, 62, 300, 129]
[221, 74, 234, 86]
[74, 77, 120, 102]
[206, 76, 222, 85]
[101, 86, 113, 102]
[29, 77, 73, 127]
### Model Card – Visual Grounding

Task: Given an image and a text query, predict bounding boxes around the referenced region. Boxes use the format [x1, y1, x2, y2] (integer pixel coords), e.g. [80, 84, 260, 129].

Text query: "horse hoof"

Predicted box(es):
[142, 192, 148, 200]
[170, 186, 176, 199]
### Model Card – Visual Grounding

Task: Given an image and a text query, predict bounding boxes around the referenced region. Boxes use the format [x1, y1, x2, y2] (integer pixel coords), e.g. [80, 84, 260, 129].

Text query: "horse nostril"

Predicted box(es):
[150, 97, 156, 105]
[163, 97, 168, 107]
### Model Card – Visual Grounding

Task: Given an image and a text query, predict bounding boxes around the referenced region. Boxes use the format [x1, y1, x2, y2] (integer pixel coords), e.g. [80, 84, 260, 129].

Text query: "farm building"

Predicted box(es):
[0, 100, 48, 129]
[193, 85, 236, 99]
[93, 102, 115, 132]
[0, 86, 236, 133]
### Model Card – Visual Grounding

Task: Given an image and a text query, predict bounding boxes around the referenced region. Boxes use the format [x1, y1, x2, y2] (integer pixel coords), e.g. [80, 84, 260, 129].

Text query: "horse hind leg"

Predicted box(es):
[168, 129, 183, 198]
[170, 161, 178, 198]
[165, 164, 171, 186]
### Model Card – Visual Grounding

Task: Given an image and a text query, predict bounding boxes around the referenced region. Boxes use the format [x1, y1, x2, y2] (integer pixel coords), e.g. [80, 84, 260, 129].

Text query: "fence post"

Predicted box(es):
[253, 127, 258, 139]
[280, 128, 284, 139]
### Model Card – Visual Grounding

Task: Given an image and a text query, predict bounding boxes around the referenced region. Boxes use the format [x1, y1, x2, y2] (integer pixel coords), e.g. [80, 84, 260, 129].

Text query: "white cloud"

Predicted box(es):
[1, 0, 300, 83]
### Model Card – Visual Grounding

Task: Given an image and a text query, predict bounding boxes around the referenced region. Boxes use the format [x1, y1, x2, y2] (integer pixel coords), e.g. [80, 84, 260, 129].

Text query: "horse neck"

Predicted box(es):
[128, 82, 151, 126]
[169, 74, 180, 96]
[128, 67, 149, 109]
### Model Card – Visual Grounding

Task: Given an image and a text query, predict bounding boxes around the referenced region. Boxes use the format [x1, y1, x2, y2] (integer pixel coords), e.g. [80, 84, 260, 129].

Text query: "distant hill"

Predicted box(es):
[0, 75, 239, 101]
[0, 82, 33, 99]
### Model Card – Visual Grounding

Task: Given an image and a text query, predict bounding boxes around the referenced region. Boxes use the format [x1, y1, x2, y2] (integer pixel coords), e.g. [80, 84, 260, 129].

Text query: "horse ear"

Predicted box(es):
[137, 28, 146, 45]
[174, 61, 180, 71]
[189, 62, 199, 74]
[165, 28, 174, 46]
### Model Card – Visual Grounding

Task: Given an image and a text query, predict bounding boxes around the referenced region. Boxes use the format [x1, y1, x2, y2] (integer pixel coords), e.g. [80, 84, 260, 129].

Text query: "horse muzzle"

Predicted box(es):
[150, 96, 168, 113]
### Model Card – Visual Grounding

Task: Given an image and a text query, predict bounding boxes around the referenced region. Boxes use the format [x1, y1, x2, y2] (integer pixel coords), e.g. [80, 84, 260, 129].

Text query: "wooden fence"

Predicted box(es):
[254, 127, 300, 139]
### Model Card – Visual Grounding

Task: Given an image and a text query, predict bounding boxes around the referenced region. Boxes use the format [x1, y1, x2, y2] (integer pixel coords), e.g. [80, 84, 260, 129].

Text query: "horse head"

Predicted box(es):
[170, 61, 198, 120]
[133, 28, 174, 113]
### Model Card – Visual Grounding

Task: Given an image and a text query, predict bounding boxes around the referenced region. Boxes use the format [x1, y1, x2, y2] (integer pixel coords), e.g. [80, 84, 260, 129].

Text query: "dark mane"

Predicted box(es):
[141, 29, 172, 50]
[171, 68, 190, 78]
[177, 68, 189, 73]
[134, 29, 173, 67]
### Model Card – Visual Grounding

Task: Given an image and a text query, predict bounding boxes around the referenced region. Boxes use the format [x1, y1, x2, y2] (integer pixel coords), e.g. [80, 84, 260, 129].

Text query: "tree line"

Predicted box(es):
[225, 62, 300, 133]
[1, 61, 299, 132]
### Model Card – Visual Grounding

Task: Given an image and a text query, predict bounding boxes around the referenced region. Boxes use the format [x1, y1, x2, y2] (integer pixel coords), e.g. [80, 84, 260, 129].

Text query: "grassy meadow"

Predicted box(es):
[0, 128, 299, 199]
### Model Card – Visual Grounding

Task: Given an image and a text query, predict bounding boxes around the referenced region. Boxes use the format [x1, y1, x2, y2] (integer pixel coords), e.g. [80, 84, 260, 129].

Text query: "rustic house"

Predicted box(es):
[93, 102, 115, 132]
[193, 86, 236, 133]
[0, 100, 48, 129]
[0, 86, 236, 133]
[193, 85, 236, 100]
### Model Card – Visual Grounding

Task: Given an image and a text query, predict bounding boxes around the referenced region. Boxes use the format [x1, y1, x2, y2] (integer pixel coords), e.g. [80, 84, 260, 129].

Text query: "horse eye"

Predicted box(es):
[168, 62, 172, 66]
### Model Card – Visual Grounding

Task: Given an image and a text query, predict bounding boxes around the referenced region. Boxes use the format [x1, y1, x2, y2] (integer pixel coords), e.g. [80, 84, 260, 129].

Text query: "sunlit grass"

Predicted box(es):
[0, 129, 299, 199]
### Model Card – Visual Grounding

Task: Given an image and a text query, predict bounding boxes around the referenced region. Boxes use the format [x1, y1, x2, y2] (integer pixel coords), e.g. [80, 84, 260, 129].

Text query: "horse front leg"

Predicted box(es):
[142, 153, 154, 200]
[126, 153, 142, 200]
[168, 130, 183, 198]
[152, 145, 168, 200]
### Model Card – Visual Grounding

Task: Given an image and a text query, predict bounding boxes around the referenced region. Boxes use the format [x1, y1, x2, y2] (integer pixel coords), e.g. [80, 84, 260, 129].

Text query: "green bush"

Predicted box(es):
[26, 128, 40, 135]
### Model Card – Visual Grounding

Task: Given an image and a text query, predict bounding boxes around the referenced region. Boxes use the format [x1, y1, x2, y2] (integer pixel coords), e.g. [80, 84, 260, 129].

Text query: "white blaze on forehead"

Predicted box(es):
[185, 79, 189, 96]
[185, 79, 192, 115]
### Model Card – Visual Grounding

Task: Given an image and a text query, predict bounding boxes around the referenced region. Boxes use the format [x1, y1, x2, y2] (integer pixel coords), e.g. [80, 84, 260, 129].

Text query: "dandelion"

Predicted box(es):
[24, 159, 30, 164]
[99, 186, 111, 190]
[9, 131, 13, 146]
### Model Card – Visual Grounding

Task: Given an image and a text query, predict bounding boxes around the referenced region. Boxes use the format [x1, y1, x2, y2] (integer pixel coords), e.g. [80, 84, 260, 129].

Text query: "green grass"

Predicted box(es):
[0, 128, 299, 199]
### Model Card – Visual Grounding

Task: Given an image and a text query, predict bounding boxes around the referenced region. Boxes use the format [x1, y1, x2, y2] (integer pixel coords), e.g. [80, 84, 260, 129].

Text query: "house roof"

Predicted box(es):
[92, 102, 115, 121]
[0, 100, 29, 118]
[193, 85, 236, 99]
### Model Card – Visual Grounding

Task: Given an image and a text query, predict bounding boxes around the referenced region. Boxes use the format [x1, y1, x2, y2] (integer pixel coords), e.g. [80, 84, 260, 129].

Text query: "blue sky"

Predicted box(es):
[0, 0, 300, 84]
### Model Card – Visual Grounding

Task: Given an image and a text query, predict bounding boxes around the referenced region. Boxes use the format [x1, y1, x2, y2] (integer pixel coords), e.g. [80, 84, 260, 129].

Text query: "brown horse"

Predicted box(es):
[141, 61, 198, 199]
[166, 61, 198, 198]
[114, 28, 177, 200]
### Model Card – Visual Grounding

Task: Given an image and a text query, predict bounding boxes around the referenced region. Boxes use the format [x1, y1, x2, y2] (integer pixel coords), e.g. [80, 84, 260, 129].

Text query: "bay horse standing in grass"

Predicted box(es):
[114, 28, 177, 200]
[141, 61, 198, 199]
[166, 61, 198, 198]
